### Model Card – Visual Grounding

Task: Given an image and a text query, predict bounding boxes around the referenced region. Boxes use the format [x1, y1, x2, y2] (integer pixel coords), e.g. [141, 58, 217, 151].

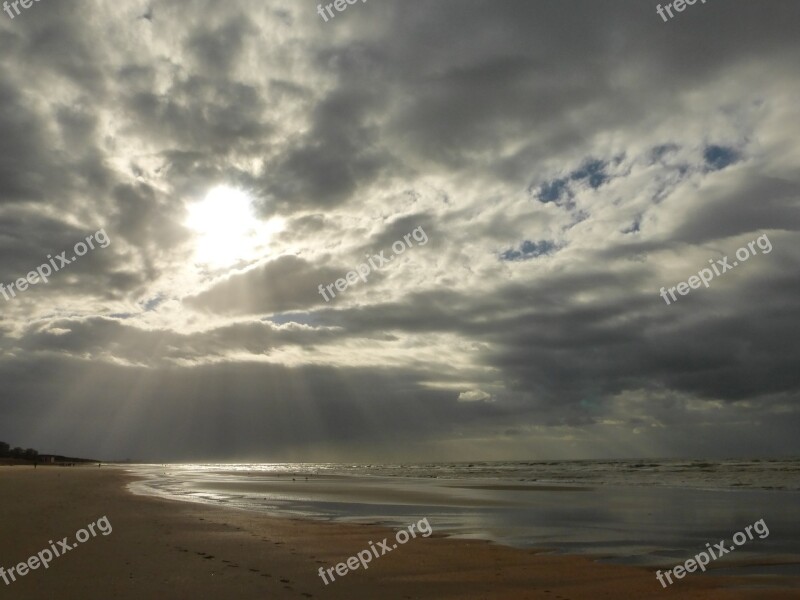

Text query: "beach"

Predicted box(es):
[1, 466, 798, 599]
[2, 0, 799, 597]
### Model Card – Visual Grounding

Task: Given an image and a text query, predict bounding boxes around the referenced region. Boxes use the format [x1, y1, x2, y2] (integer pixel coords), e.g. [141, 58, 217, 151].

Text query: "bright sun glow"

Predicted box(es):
[185, 186, 283, 267]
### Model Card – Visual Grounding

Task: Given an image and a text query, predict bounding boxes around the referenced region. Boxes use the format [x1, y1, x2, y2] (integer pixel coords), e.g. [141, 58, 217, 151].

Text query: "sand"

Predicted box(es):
[1, 465, 797, 599]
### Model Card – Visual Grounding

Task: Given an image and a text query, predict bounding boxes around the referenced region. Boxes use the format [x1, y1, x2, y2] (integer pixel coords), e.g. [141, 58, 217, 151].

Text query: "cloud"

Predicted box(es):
[458, 390, 494, 404]
[0, 0, 799, 460]
[184, 255, 356, 315]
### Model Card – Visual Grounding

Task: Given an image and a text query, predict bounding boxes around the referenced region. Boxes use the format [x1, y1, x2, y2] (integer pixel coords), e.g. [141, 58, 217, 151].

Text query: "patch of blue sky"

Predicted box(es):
[500, 240, 557, 261]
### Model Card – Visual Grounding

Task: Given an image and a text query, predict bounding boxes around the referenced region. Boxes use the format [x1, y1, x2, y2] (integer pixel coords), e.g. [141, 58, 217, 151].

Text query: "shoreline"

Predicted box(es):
[125, 464, 800, 567]
[2, 465, 799, 599]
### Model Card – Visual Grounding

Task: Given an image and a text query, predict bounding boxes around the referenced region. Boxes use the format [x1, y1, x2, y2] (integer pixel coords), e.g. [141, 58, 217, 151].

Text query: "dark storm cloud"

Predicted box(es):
[261, 87, 395, 211]
[339, 0, 800, 180]
[0, 79, 59, 203]
[0, 209, 126, 300]
[0, 353, 462, 461]
[122, 78, 272, 153]
[482, 274, 800, 406]
[12, 316, 346, 364]
[671, 175, 800, 244]
[185, 15, 256, 74]
[184, 255, 363, 314]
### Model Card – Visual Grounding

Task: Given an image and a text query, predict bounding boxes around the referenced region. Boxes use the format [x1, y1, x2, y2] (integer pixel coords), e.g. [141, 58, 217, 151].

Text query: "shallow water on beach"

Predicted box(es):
[126, 458, 800, 579]
[131, 457, 800, 490]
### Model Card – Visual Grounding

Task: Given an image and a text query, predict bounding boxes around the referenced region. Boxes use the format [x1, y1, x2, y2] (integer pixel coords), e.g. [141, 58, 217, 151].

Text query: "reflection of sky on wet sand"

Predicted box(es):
[127, 464, 800, 579]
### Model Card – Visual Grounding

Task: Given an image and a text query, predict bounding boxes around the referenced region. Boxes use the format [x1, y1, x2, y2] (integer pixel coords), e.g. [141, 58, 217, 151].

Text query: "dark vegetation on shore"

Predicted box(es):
[0, 440, 96, 465]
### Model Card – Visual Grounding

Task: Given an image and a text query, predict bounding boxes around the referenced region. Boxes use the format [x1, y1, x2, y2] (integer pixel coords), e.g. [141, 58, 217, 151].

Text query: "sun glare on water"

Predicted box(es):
[185, 186, 283, 268]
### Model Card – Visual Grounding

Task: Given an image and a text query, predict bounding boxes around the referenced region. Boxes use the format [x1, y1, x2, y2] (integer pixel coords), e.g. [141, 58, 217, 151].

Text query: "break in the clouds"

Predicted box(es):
[1, 1, 799, 461]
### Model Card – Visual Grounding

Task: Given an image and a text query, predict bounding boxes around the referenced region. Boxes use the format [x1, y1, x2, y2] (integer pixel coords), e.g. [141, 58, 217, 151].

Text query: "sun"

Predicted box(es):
[185, 186, 283, 267]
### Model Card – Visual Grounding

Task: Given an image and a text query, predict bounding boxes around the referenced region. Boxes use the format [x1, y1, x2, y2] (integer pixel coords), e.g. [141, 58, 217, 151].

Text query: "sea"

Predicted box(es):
[127, 458, 800, 579]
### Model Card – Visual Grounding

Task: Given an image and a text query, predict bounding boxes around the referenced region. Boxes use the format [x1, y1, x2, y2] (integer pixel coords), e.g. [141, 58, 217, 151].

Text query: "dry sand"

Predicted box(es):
[1, 466, 797, 599]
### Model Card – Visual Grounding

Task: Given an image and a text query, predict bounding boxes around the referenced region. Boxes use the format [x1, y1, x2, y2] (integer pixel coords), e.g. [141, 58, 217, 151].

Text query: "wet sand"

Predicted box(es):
[1, 466, 798, 599]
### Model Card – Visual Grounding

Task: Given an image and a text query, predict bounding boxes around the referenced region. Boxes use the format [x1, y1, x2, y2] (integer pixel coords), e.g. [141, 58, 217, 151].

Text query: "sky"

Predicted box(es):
[0, 0, 799, 462]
